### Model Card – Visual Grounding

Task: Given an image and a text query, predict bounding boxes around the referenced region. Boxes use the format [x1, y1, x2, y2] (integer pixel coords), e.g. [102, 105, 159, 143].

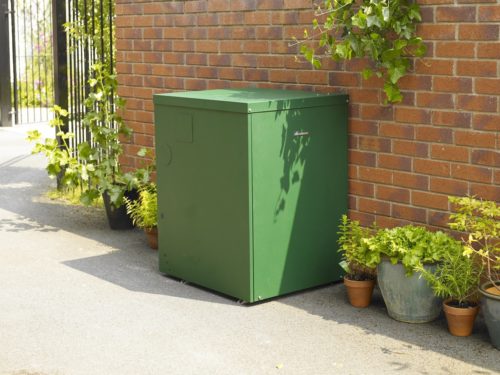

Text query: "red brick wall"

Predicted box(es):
[115, 0, 499, 229]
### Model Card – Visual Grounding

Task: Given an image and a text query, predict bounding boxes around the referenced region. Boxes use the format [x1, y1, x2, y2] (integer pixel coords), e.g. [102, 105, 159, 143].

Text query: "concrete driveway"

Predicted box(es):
[0, 124, 498, 375]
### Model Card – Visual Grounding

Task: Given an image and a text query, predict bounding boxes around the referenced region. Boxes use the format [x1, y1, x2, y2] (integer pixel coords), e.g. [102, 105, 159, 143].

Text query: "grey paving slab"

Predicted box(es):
[0, 124, 499, 375]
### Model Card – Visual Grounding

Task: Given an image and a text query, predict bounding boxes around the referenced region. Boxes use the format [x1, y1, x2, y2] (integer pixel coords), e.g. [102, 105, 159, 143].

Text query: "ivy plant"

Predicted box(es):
[298, 0, 426, 103]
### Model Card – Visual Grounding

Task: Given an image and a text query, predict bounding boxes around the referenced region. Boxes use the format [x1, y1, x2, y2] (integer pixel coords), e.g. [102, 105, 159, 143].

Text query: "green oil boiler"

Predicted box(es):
[154, 88, 348, 303]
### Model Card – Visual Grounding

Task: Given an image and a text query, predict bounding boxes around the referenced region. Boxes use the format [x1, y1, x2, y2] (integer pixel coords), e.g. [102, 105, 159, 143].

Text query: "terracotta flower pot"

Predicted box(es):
[343, 277, 375, 308]
[443, 299, 479, 337]
[145, 227, 158, 250]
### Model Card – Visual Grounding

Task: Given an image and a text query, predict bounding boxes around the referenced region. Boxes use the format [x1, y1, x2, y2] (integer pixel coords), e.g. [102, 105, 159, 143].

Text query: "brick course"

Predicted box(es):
[116, 0, 500, 230]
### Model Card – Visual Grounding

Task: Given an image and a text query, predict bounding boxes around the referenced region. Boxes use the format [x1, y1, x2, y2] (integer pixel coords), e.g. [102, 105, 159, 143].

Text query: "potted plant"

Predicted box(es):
[449, 196, 500, 347]
[416, 240, 482, 336]
[28, 63, 155, 230]
[78, 63, 136, 229]
[125, 183, 158, 249]
[367, 226, 451, 323]
[337, 215, 379, 307]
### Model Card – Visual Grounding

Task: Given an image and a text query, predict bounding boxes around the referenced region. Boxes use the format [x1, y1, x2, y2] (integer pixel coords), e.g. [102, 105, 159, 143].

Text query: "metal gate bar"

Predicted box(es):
[6, 0, 54, 125]
[0, 0, 12, 127]
[65, 0, 114, 150]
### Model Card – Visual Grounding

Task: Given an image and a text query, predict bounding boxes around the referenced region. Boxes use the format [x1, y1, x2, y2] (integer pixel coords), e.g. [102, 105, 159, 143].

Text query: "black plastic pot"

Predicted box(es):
[102, 188, 138, 230]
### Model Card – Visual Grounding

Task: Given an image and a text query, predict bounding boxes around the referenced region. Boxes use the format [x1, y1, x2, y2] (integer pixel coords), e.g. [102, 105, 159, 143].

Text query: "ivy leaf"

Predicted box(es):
[409, 5, 422, 21]
[362, 68, 373, 80]
[78, 142, 92, 159]
[352, 12, 367, 29]
[335, 43, 351, 59]
[382, 7, 390, 22]
[26, 130, 41, 142]
[384, 83, 403, 103]
[47, 163, 61, 177]
[394, 39, 408, 51]
[366, 15, 381, 28]
[388, 64, 406, 84]
[80, 189, 100, 206]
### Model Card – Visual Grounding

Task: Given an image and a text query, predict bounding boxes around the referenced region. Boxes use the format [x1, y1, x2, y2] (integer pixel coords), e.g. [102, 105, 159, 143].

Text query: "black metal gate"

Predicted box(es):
[62, 0, 115, 146]
[0, 0, 113, 130]
[0, 0, 54, 126]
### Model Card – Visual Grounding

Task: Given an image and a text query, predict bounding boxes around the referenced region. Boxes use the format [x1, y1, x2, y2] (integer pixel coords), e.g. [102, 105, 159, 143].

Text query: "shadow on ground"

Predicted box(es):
[0, 163, 234, 306]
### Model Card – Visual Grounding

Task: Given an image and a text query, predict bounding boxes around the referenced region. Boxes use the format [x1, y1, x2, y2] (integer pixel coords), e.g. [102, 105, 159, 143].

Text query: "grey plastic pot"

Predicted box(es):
[377, 258, 442, 323]
[479, 281, 500, 349]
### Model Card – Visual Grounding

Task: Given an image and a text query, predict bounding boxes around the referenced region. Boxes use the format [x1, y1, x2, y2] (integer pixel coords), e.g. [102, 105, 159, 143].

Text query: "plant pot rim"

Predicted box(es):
[379, 256, 439, 266]
[479, 281, 500, 301]
[343, 276, 376, 285]
[443, 298, 479, 310]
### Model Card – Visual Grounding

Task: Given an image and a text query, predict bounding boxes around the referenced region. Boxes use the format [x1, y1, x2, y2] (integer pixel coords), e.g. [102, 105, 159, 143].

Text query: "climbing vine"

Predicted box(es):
[297, 0, 426, 103]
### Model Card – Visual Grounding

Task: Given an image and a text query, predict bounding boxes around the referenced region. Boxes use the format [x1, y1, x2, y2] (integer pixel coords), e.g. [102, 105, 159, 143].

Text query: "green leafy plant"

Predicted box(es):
[416, 239, 481, 307]
[297, 0, 426, 103]
[124, 183, 157, 229]
[27, 105, 92, 190]
[366, 226, 452, 276]
[337, 215, 379, 280]
[27, 72, 154, 208]
[449, 196, 500, 293]
[78, 62, 134, 207]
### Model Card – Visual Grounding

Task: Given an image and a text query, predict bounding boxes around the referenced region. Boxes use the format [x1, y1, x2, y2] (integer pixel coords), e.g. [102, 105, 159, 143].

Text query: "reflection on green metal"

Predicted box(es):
[154, 89, 348, 303]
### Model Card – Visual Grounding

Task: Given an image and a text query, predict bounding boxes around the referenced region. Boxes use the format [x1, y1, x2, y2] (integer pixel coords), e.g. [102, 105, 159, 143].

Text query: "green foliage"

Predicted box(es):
[46, 187, 103, 207]
[337, 215, 379, 280]
[125, 183, 158, 229]
[27, 66, 155, 208]
[449, 196, 500, 291]
[416, 242, 481, 306]
[78, 62, 133, 207]
[366, 226, 453, 276]
[27, 105, 87, 189]
[298, 0, 426, 103]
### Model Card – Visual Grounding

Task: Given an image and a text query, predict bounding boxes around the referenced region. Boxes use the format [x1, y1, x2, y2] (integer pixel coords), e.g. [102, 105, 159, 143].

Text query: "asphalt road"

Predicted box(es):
[0, 124, 498, 375]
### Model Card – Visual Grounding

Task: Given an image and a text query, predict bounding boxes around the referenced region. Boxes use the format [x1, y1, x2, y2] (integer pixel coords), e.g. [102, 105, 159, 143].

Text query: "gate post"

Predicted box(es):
[0, 0, 12, 127]
[52, 0, 68, 118]
[53, 0, 68, 189]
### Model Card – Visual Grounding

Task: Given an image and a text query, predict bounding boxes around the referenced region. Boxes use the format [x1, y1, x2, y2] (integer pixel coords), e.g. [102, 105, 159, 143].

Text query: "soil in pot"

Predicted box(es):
[145, 227, 158, 250]
[479, 281, 500, 349]
[343, 277, 375, 308]
[443, 299, 479, 337]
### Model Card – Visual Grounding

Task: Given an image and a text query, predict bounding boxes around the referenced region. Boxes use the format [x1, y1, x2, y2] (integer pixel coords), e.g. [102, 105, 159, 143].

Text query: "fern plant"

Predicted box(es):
[124, 183, 157, 229]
